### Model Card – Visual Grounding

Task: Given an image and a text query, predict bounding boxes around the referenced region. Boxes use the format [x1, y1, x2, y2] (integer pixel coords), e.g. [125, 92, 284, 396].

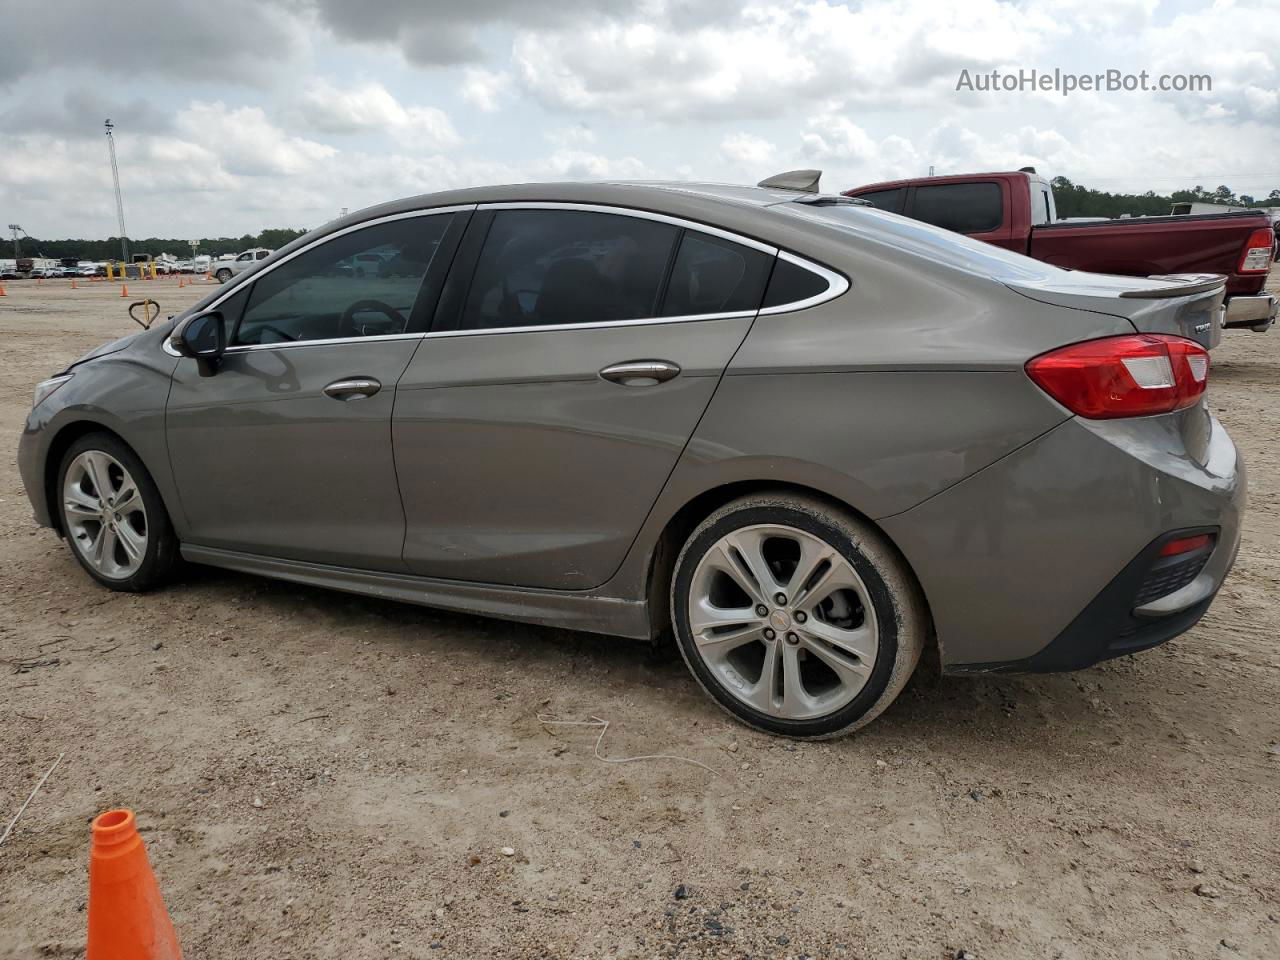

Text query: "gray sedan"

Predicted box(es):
[18, 175, 1244, 738]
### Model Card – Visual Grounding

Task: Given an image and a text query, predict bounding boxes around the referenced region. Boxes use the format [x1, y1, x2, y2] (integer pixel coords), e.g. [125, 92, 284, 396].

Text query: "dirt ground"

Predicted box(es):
[0, 274, 1277, 960]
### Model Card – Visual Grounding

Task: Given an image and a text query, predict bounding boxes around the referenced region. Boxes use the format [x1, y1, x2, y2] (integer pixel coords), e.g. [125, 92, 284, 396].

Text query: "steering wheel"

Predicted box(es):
[339, 299, 405, 338]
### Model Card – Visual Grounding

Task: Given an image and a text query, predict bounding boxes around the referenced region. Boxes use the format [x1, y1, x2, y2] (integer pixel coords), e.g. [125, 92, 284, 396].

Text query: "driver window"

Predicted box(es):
[234, 214, 452, 346]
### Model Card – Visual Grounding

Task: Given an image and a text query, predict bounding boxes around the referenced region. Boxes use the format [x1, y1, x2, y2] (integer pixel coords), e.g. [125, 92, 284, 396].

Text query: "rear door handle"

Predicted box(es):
[323, 377, 382, 401]
[598, 360, 681, 386]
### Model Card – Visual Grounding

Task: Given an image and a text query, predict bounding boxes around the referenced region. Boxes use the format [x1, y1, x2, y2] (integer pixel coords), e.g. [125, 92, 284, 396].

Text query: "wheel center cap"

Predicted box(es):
[769, 610, 791, 631]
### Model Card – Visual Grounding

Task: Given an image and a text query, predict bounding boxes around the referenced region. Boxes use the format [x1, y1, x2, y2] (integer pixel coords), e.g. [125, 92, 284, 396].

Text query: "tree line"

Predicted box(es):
[9, 228, 309, 261]
[12, 179, 1280, 258]
[1051, 178, 1280, 219]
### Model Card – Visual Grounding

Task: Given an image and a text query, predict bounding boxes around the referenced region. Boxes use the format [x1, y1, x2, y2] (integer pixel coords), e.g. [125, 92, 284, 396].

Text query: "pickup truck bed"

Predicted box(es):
[1030, 211, 1267, 299]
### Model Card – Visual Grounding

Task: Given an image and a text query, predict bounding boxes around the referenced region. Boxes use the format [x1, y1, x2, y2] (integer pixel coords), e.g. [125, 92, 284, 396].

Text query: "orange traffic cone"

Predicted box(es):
[71, 278, 78, 289]
[120, 284, 129, 297]
[87, 810, 183, 960]
[0, 283, 6, 296]
[36, 276, 43, 285]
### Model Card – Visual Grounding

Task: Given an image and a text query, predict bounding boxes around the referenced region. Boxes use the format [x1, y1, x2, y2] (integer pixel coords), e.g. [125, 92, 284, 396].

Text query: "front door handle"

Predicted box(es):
[598, 360, 681, 387]
[323, 377, 382, 401]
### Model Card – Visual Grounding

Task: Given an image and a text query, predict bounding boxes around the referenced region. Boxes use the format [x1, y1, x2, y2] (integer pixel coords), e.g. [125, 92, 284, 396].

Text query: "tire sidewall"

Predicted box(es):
[671, 503, 902, 738]
[57, 434, 173, 591]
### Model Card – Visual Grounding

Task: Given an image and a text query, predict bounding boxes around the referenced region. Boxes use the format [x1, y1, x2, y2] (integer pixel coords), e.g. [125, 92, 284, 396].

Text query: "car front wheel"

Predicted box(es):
[215, 269, 232, 283]
[57, 433, 179, 592]
[671, 493, 928, 739]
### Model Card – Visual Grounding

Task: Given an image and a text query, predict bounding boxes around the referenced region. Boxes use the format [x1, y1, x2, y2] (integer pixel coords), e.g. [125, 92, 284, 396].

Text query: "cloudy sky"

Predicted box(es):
[1, 0, 1277, 240]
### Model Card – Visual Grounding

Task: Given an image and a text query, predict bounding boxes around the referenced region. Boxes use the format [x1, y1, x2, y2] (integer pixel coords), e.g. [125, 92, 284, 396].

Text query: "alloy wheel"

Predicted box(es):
[686, 523, 879, 720]
[62, 450, 149, 579]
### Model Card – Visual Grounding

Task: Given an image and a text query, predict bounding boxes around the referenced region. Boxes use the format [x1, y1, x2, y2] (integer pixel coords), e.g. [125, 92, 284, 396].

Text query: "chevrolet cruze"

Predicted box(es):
[18, 174, 1245, 738]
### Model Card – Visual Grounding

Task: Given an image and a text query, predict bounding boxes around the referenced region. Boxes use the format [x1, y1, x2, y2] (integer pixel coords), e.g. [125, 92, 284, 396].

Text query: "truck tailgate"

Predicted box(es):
[1003, 271, 1226, 349]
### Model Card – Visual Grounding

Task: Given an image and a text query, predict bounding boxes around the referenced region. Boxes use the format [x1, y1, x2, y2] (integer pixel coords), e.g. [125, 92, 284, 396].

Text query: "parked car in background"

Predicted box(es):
[19, 175, 1243, 738]
[213, 247, 273, 283]
[844, 169, 1277, 334]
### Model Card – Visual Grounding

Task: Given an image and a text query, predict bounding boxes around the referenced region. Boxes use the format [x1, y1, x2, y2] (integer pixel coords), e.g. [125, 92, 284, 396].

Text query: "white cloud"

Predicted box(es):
[4, 0, 1280, 239]
[512, 0, 1054, 122]
[542, 150, 653, 180]
[720, 133, 779, 170]
[461, 69, 512, 112]
[176, 102, 337, 178]
[295, 81, 461, 151]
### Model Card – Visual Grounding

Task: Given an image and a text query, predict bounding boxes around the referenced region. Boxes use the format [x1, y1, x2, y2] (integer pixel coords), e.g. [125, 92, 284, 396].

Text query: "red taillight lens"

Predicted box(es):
[1026, 334, 1209, 419]
[1239, 227, 1274, 273]
[1159, 533, 1214, 557]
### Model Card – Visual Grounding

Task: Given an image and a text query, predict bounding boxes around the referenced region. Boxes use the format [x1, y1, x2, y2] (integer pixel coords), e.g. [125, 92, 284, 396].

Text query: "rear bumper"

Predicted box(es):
[1223, 293, 1276, 331]
[948, 526, 1238, 673]
[881, 406, 1244, 671]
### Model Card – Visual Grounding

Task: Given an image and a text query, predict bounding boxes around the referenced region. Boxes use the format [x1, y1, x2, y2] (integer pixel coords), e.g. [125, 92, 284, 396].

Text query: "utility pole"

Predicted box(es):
[104, 119, 130, 263]
[6, 224, 20, 260]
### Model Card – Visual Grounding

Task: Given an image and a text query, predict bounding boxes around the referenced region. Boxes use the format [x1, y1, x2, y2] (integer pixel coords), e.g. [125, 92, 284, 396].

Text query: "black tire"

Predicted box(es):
[57, 432, 180, 592]
[671, 493, 928, 739]
[215, 269, 232, 283]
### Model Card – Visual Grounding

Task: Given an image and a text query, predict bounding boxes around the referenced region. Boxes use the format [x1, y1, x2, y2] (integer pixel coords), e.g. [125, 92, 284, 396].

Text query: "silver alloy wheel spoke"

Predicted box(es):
[688, 522, 879, 721]
[115, 521, 146, 564]
[82, 452, 111, 502]
[797, 618, 877, 661]
[63, 487, 101, 517]
[722, 529, 784, 601]
[63, 450, 148, 580]
[92, 524, 117, 568]
[785, 536, 836, 605]
[800, 634, 872, 686]
[112, 485, 140, 514]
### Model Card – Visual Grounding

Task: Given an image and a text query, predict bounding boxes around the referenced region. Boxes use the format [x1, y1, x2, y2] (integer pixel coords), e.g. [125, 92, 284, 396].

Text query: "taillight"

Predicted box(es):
[1239, 227, 1274, 273]
[1026, 334, 1209, 419]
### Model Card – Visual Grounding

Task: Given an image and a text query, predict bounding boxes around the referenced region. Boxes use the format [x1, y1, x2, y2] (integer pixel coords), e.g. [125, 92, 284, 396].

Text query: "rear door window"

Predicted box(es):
[660, 232, 771, 316]
[458, 210, 679, 330]
[854, 187, 906, 214]
[910, 182, 1003, 234]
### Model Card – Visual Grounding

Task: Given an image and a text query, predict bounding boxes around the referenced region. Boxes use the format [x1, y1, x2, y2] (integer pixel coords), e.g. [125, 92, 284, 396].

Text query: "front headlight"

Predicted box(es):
[33, 374, 73, 409]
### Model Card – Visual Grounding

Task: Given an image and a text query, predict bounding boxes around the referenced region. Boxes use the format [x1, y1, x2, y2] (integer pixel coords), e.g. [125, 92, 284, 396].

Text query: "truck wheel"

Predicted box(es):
[215, 269, 232, 283]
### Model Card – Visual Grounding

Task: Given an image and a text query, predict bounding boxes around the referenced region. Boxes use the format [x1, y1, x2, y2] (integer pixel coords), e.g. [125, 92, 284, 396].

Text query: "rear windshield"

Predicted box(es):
[781, 202, 1059, 284]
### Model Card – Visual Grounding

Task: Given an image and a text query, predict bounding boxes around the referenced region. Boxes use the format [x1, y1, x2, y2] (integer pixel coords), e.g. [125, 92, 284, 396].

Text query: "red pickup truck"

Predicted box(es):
[843, 170, 1277, 333]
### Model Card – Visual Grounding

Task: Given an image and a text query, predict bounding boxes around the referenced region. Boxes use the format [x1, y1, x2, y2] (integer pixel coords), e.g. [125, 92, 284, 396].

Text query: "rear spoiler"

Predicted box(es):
[1118, 273, 1226, 299]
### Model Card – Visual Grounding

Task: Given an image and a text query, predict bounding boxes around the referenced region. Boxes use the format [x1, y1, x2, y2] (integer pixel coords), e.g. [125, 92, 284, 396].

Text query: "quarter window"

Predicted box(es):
[458, 210, 679, 330]
[761, 258, 830, 309]
[234, 215, 452, 346]
[660, 232, 771, 317]
[910, 182, 1004, 234]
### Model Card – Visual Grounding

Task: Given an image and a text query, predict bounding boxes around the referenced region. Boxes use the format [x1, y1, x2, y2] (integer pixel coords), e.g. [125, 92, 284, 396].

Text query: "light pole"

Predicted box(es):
[6, 224, 20, 260]
[104, 120, 130, 263]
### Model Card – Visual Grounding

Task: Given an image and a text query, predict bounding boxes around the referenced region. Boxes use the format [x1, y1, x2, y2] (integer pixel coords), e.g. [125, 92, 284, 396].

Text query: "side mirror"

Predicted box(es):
[170, 311, 226, 377]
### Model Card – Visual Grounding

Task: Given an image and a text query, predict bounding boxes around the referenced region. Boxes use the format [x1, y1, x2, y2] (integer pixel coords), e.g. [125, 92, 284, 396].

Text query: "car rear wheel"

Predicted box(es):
[671, 493, 927, 738]
[215, 268, 232, 283]
[57, 433, 179, 592]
